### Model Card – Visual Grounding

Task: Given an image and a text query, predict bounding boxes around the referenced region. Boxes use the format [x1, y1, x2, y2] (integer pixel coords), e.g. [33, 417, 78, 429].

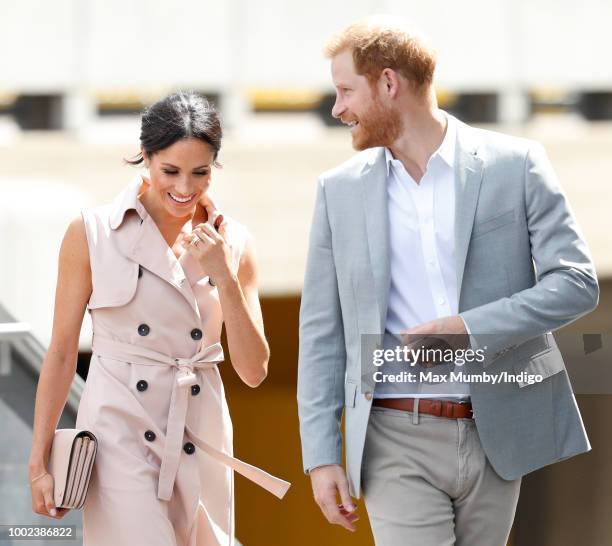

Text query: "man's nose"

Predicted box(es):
[331, 96, 345, 119]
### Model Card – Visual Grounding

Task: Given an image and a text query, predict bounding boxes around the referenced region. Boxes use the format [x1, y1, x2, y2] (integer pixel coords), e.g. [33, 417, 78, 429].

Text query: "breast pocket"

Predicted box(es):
[472, 208, 516, 239]
[88, 259, 139, 309]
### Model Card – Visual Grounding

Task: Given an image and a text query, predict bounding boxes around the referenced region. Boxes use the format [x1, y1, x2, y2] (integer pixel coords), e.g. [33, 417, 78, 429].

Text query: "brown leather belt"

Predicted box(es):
[373, 398, 473, 419]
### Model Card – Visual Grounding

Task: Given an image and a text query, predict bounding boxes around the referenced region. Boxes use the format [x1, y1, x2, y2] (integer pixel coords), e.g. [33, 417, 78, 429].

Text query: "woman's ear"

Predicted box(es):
[141, 147, 150, 169]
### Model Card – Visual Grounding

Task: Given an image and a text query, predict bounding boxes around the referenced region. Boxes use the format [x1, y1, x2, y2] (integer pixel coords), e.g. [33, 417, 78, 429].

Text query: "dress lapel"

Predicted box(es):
[109, 173, 202, 318]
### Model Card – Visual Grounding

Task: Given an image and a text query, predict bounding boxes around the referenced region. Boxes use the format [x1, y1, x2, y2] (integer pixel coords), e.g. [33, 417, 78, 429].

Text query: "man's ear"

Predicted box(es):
[381, 68, 400, 98]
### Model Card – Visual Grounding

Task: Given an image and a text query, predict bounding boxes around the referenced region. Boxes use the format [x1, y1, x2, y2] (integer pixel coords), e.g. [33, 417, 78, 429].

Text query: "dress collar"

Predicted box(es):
[109, 172, 149, 230]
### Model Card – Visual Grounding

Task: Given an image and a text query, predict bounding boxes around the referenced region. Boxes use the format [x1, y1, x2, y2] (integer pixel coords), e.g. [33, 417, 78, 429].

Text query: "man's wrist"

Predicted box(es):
[307, 462, 341, 475]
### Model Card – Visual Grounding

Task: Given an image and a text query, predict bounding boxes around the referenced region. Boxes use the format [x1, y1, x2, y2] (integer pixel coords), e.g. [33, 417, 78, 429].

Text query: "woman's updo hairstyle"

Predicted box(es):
[126, 91, 222, 168]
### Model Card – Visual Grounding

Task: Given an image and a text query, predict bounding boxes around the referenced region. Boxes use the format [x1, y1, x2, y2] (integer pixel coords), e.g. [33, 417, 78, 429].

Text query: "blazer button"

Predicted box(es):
[190, 328, 203, 341]
[183, 442, 195, 455]
[138, 265, 143, 278]
[138, 323, 150, 336]
[364, 391, 373, 401]
[136, 380, 148, 392]
[144, 430, 156, 442]
[191, 384, 201, 396]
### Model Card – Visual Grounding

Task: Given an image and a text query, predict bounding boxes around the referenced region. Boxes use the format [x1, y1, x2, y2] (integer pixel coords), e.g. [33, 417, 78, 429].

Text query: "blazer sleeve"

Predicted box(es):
[297, 177, 347, 474]
[459, 141, 599, 367]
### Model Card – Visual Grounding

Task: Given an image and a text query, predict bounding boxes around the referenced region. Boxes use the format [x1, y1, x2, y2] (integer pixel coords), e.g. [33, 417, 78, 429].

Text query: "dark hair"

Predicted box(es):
[125, 91, 222, 167]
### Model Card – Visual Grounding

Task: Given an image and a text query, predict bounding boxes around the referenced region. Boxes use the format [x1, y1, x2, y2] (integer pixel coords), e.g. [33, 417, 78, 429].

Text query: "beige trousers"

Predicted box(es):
[361, 404, 521, 546]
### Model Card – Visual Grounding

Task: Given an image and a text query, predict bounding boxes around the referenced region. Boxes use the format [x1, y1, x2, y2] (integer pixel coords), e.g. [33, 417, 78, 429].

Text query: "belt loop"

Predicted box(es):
[412, 397, 420, 425]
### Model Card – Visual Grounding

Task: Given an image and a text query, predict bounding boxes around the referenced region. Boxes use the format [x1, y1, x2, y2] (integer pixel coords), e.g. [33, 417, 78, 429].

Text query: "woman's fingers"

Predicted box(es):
[199, 222, 224, 242]
[40, 477, 57, 517]
[192, 227, 215, 246]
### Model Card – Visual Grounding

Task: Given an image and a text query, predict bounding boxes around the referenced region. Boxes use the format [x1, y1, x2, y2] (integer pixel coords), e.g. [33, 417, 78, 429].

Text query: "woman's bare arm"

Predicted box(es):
[28, 216, 92, 475]
[216, 235, 270, 387]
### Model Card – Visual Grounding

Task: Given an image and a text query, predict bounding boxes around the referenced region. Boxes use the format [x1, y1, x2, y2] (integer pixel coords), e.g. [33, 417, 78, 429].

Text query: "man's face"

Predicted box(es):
[330, 49, 402, 150]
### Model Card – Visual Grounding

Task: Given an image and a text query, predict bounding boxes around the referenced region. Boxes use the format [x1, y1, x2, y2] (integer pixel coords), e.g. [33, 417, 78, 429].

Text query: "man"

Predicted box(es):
[297, 16, 599, 545]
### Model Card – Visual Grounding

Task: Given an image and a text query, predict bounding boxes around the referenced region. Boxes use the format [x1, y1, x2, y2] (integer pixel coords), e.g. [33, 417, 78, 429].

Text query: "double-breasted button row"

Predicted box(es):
[136, 379, 200, 396]
[137, 324, 203, 341]
[183, 442, 195, 455]
[144, 430, 156, 442]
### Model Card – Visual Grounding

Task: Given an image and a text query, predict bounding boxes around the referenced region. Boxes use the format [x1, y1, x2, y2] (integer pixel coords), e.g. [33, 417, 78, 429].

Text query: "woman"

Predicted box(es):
[28, 91, 289, 545]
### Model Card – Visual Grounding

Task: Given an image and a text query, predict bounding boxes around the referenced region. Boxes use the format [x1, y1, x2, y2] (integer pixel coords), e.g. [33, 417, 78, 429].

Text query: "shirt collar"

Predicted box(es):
[384, 111, 456, 176]
[109, 172, 149, 230]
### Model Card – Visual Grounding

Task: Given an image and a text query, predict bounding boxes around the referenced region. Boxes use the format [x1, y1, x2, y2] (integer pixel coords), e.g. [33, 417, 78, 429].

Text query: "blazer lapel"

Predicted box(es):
[453, 123, 484, 309]
[360, 148, 391, 334]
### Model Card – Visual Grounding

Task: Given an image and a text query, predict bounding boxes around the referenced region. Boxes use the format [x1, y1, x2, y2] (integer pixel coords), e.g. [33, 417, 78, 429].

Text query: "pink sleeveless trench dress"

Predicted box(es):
[75, 174, 289, 546]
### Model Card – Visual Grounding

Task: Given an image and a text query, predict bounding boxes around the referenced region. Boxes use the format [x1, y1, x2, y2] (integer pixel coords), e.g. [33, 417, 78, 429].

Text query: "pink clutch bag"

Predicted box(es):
[48, 429, 98, 509]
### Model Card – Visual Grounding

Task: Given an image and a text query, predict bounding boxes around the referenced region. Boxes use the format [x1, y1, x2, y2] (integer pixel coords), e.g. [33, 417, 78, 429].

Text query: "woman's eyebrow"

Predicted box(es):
[161, 162, 211, 169]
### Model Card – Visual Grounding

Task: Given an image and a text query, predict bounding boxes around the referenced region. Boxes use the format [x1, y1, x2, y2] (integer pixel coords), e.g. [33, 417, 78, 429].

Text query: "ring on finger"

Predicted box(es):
[191, 234, 201, 246]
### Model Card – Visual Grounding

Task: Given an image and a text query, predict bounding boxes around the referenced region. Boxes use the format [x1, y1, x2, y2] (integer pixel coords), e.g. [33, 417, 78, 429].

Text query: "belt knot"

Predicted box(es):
[173, 358, 198, 388]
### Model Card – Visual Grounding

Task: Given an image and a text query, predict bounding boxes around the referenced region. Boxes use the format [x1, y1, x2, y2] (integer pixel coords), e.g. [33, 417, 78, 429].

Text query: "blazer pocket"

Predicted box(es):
[472, 208, 516, 239]
[345, 381, 357, 408]
[512, 339, 563, 388]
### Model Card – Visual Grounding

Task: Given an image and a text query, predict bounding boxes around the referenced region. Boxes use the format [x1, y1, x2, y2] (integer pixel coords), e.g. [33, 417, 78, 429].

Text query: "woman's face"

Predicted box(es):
[143, 137, 215, 219]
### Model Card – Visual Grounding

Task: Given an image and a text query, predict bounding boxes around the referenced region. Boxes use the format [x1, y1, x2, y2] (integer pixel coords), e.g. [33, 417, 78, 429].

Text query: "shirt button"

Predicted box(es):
[136, 380, 148, 392]
[138, 323, 150, 336]
[191, 384, 201, 396]
[364, 391, 373, 401]
[190, 328, 203, 341]
[183, 442, 195, 455]
[144, 430, 156, 442]
[138, 265, 143, 278]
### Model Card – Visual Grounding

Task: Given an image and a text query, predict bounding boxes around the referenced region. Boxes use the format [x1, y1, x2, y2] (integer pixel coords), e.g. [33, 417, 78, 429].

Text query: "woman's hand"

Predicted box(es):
[182, 221, 233, 286]
[29, 470, 70, 519]
[198, 192, 223, 225]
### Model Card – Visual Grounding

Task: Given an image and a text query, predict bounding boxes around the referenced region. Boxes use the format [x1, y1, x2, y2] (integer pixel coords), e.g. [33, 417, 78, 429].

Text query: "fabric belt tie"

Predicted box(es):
[91, 336, 291, 501]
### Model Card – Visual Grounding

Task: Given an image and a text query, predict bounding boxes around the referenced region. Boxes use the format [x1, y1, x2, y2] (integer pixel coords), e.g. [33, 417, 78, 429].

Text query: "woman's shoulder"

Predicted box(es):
[222, 215, 251, 245]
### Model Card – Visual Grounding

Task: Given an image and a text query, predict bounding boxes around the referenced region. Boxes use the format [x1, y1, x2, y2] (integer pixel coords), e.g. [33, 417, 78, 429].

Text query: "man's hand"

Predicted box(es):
[310, 464, 359, 532]
[400, 316, 469, 368]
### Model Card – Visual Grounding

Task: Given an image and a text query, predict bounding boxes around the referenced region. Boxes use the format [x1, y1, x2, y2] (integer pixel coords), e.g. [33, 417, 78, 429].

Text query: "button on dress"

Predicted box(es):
[75, 174, 289, 546]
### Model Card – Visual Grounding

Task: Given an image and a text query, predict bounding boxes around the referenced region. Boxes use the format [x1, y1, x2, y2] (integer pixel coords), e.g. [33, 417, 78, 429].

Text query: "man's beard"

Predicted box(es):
[351, 95, 402, 151]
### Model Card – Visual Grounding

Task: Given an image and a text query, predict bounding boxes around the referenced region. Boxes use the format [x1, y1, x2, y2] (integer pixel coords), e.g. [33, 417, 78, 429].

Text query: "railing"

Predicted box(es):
[0, 303, 83, 412]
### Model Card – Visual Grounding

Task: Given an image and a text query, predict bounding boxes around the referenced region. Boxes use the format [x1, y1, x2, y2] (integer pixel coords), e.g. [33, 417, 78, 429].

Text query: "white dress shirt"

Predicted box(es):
[375, 113, 470, 401]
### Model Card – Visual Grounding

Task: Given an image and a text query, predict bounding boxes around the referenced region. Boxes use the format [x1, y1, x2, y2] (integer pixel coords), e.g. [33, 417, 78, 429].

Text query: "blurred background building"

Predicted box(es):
[1, 0, 611, 544]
